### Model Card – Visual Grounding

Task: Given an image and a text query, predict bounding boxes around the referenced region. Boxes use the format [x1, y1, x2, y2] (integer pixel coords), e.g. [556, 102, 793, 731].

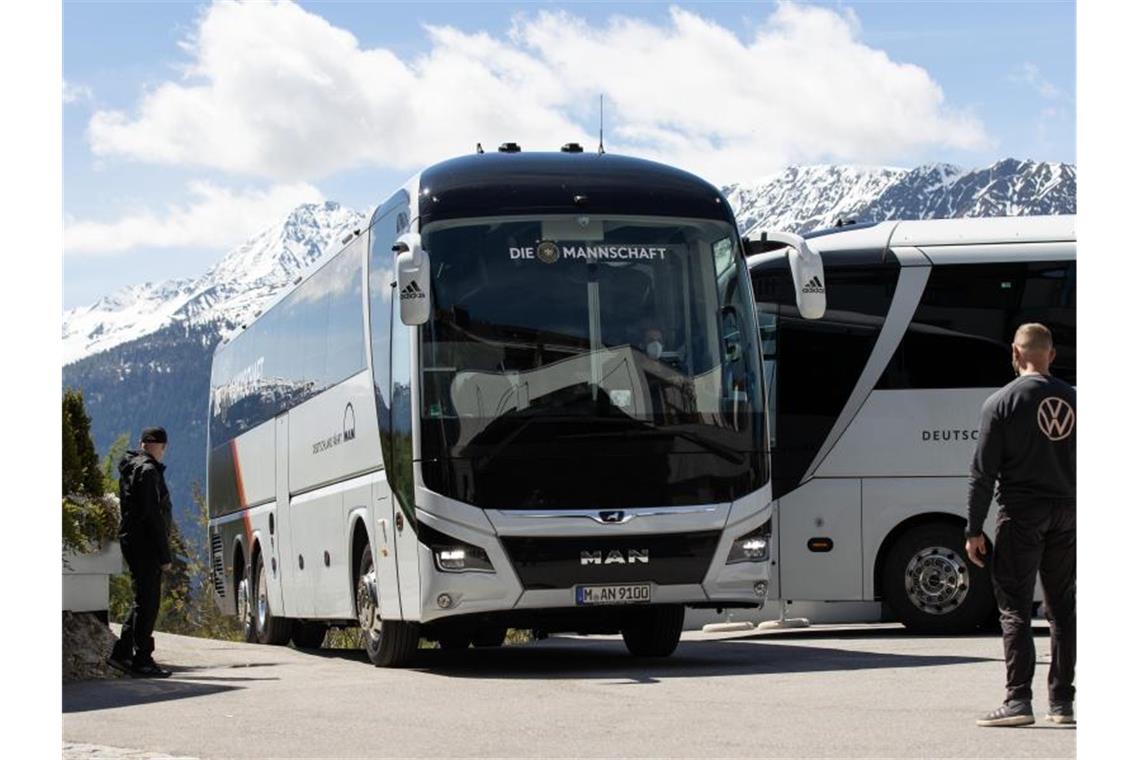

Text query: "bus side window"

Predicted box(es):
[1014, 261, 1076, 385]
[367, 191, 414, 513]
[755, 261, 897, 497]
[368, 194, 406, 472]
[878, 261, 1076, 390]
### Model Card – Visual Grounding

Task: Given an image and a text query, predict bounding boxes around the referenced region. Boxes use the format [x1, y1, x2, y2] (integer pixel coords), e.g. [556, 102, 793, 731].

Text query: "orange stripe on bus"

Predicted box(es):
[232, 439, 253, 548]
[231, 439, 248, 508]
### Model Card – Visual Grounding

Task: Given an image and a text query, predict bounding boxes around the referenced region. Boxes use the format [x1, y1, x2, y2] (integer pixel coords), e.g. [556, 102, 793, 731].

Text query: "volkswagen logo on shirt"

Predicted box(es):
[1037, 397, 1075, 441]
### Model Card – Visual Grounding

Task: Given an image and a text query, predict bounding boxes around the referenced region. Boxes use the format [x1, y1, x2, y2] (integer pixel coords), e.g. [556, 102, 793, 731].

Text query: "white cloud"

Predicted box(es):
[1011, 63, 1061, 99]
[87, 0, 990, 183]
[64, 180, 323, 256]
[63, 81, 93, 104]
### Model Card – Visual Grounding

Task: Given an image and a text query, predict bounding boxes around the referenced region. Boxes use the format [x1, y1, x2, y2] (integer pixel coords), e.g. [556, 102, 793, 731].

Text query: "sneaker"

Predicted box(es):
[1046, 703, 1075, 724]
[129, 659, 173, 678]
[976, 701, 1035, 727]
[106, 653, 133, 675]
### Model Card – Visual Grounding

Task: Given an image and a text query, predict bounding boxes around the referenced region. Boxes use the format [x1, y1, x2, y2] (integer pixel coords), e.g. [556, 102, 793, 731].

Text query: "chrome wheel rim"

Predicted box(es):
[257, 561, 270, 632]
[356, 565, 380, 645]
[237, 576, 252, 636]
[904, 545, 970, 615]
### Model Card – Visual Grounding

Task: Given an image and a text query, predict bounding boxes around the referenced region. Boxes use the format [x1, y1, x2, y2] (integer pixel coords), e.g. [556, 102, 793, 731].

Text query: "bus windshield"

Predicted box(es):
[418, 215, 767, 509]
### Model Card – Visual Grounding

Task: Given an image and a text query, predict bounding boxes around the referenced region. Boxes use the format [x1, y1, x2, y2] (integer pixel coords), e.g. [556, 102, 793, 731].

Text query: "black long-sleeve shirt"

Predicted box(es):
[117, 450, 173, 565]
[966, 373, 1076, 536]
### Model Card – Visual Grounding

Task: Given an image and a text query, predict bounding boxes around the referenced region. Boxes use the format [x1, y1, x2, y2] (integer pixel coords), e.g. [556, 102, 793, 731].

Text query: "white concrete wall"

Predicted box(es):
[63, 542, 122, 613]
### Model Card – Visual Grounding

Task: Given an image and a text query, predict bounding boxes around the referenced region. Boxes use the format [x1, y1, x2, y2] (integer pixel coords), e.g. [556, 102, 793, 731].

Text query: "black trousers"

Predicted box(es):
[113, 546, 163, 662]
[990, 503, 1076, 704]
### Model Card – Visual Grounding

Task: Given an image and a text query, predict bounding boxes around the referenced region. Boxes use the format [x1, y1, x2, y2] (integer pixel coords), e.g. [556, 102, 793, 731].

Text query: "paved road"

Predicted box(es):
[63, 624, 1074, 759]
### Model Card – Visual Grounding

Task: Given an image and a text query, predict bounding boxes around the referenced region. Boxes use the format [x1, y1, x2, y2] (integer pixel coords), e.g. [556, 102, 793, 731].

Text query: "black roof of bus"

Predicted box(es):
[416, 152, 736, 228]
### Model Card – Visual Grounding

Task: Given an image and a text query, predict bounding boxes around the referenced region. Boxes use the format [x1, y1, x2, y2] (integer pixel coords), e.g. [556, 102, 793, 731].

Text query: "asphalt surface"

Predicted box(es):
[63, 623, 1075, 759]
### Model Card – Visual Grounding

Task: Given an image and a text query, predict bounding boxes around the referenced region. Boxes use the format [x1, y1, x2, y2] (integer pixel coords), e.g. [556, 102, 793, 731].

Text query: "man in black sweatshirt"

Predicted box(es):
[966, 323, 1075, 727]
[107, 426, 174, 678]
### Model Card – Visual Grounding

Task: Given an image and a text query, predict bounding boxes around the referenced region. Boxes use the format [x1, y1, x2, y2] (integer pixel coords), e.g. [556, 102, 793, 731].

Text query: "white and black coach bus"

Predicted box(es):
[748, 215, 1075, 633]
[207, 146, 826, 665]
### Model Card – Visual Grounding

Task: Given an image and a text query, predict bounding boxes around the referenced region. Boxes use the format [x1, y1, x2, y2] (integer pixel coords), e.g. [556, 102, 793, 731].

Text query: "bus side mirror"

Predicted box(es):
[394, 233, 431, 325]
[744, 232, 826, 320]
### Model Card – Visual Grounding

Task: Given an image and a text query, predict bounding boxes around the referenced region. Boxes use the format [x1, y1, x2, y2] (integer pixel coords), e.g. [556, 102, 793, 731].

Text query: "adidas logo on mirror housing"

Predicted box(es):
[801, 275, 824, 294]
[400, 281, 426, 300]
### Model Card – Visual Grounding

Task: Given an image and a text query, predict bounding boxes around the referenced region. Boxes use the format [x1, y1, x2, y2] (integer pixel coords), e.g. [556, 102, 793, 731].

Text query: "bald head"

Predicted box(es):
[1011, 322, 1055, 375]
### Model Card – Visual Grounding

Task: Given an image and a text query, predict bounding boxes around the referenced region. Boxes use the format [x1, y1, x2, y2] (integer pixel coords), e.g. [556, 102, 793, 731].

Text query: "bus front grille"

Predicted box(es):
[499, 530, 720, 590]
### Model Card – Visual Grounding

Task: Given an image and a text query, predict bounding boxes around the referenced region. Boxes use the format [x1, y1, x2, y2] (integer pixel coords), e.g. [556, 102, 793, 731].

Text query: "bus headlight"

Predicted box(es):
[726, 519, 772, 564]
[435, 546, 493, 572]
[419, 524, 495, 573]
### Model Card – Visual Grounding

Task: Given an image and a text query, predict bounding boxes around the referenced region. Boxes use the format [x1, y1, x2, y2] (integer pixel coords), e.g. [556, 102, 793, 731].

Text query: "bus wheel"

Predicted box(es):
[882, 523, 995, 634]
[291, 621, 328, 649]
[356, 543, 419, 667]
[621, 605, 685, 657]
[253, 552, 292, 645]
[472, 627, 508, 648]
[237, 566, 256, 643]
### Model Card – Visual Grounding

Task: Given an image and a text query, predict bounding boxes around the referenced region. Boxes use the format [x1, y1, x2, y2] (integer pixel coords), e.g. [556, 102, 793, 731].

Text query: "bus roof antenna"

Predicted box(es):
[598, 94, 605, 155]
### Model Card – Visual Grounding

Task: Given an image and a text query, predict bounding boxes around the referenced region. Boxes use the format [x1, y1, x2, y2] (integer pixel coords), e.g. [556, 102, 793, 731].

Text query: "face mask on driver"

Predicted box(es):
[647, 341, 663, 359]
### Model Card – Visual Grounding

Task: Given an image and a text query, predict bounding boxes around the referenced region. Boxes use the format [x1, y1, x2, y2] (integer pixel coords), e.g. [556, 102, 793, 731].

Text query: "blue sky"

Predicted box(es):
[62, 0, 1075, 308]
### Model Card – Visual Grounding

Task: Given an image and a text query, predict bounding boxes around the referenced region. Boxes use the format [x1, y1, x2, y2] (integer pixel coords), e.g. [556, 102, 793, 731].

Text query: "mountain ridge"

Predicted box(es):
[63, 201, 368, 365]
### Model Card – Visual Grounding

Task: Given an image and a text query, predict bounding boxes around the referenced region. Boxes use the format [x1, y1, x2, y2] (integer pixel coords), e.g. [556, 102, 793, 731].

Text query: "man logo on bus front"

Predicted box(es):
[1037, 396, 1075, 441]
[536, 240, 560, 264]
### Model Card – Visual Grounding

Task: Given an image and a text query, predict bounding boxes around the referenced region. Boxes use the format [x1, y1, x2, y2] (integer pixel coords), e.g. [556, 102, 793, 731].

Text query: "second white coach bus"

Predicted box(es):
[748, 215, 1075, 633]
[207, 147, 826, 665]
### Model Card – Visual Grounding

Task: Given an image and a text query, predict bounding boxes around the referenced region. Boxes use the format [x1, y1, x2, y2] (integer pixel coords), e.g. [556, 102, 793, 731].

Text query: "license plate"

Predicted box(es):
[575, 583, 652, 606]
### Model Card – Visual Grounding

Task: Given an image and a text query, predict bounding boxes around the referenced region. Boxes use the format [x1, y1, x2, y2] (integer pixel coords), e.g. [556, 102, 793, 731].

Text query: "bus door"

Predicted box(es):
[371, 478, 402, 619]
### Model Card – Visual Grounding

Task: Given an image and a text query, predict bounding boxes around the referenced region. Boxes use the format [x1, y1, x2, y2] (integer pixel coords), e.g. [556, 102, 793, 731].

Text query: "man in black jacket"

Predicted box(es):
[966, 323, 1076, 727]
[108, 427, 174, 678]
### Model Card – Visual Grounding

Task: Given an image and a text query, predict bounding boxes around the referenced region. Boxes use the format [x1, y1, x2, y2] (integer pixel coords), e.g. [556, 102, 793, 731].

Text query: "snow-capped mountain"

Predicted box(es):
[62, 201, 367, 365]
[726, 158, 1075, 237]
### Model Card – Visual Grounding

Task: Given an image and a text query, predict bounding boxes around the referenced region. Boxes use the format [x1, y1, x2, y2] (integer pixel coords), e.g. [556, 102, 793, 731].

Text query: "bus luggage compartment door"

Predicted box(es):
[778, 478, 863, 600]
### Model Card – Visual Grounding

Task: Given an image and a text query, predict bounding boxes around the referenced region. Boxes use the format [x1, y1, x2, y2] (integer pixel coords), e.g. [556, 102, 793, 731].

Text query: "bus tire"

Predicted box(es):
[356, 543, 419, 667]
[621, 605, 685, 657]
[882, 522, 995, 634]
[252, 551, 292, 645]
[291, 621, 328, 649]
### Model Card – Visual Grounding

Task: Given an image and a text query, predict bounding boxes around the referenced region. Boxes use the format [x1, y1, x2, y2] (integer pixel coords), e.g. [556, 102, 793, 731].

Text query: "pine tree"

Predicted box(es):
[101, 432, 130, 493]
[62, 394, 81, 496]
[63, 389, 104, 498]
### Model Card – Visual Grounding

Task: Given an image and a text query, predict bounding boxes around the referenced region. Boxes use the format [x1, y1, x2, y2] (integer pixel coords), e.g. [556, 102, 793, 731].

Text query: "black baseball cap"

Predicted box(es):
[141, 427, 168, 444]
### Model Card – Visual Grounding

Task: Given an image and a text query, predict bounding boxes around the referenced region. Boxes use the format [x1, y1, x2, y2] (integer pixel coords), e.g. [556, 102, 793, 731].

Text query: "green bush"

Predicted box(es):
[62, 495, 121, 556]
